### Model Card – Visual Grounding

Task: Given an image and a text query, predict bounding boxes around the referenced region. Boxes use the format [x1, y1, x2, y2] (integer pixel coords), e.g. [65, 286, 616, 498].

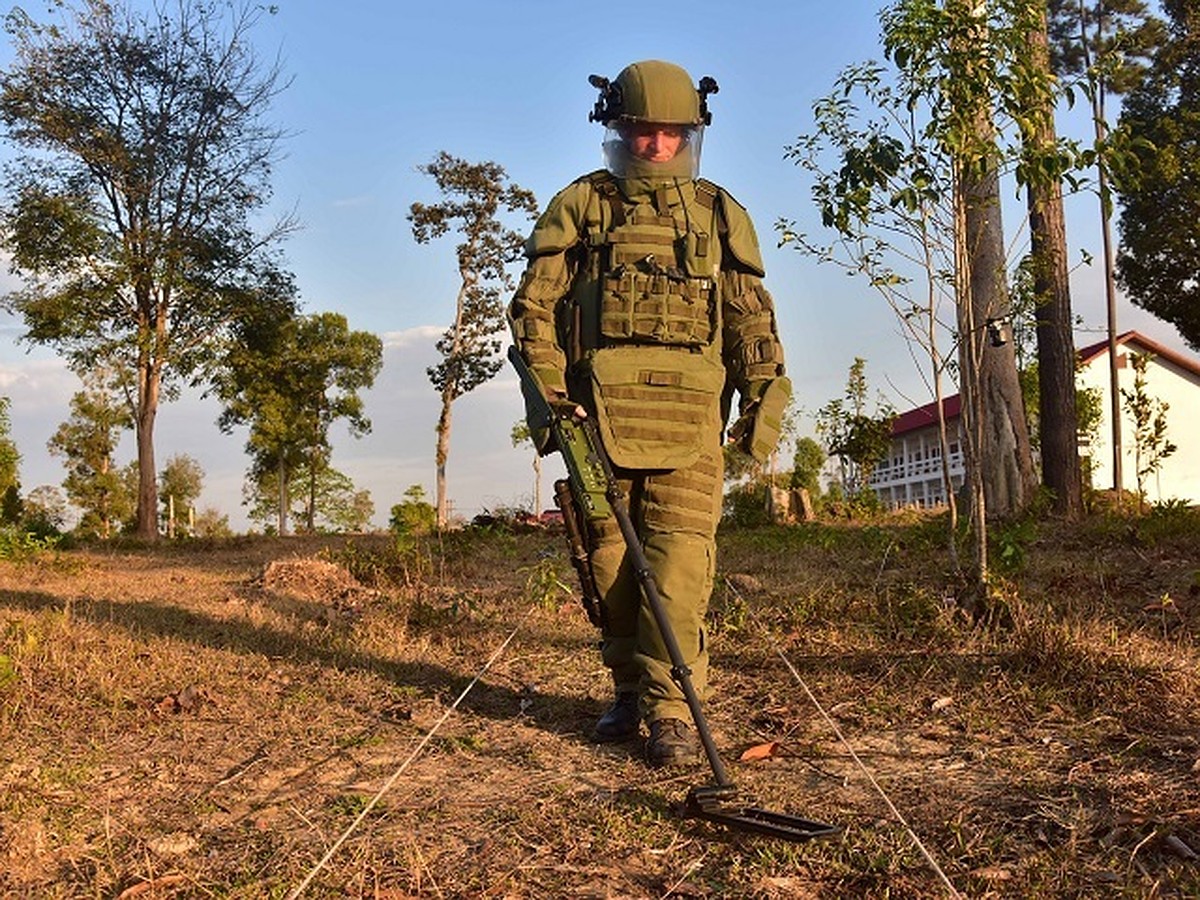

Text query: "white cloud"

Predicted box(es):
[381, 324, 442, 349]
[0, 356, 76, 399]
[331, 195, 375, 209]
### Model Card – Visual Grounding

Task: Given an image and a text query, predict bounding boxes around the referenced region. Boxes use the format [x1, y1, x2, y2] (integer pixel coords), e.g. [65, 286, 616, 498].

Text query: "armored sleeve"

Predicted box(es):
[718, 195, 791, 461]
[507, 180, 592, 397]
[721, 270, 787, 403]
[716, 192, 785, 396]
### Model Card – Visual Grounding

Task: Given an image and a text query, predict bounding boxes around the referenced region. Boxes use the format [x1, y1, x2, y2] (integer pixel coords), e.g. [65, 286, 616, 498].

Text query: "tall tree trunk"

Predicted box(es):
[435, 384, 453, 529]
[307, 446, 317, 532]
[533, 453, 542, 519]
[99, 456, 112, 540]
[1077, 0, 1125, 498]
[434, 273, 471, 530]
[953, 170, 989, 587]
[1027, 5, 1083, 519]
[135, 359, 159, 540]
[1098, 160, 1124, 498]
[963, 145, 1038, 519]
[277, 455, 288, 536]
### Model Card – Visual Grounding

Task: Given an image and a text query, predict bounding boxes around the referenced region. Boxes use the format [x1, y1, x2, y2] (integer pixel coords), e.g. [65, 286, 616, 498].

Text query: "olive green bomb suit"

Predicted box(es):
[508, 60, 790, 728]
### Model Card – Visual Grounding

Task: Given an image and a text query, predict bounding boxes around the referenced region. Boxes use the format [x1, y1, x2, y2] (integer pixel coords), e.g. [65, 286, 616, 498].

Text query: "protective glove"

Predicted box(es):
[728, 376, 792, 462]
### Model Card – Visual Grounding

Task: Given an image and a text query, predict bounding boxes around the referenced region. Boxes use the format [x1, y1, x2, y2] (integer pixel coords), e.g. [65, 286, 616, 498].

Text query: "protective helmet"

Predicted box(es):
[589, 60, 718, 180]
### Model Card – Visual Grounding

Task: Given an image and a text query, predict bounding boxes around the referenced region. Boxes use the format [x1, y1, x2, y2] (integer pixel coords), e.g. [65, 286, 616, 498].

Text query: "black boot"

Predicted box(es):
[645, 718, 701, 767]
[591, 691, 640, 743]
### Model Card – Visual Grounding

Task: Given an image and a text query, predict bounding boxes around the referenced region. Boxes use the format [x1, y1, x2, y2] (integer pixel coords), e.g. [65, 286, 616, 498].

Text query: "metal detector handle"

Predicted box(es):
[579, 416, 732, 788]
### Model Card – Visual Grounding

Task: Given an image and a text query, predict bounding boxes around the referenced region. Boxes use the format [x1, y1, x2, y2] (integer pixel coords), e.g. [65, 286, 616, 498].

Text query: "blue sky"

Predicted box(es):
[0, 0, 1190, 530]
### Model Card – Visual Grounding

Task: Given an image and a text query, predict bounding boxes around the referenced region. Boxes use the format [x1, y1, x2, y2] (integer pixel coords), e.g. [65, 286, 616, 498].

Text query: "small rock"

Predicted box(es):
[1165, 835, 1198, 860]
[969, 865, 1012, 881]
[147, 832, 198, 857]
[726, 573, 763, 594]
[177, 684, 200, 712]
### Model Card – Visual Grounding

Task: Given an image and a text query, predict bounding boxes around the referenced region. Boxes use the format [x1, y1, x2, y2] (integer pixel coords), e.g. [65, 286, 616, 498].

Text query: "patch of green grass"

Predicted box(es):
[335, 728, 385, 750]
[328, 792, 373, 818]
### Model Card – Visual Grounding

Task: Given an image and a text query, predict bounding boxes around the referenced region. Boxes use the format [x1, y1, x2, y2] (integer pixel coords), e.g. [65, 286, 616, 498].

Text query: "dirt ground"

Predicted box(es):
[0, 520, 1198, 898]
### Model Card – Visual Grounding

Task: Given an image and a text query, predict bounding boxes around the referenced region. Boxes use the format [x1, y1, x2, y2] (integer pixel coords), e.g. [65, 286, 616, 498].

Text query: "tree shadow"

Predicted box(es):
[0, 586, 601, 740]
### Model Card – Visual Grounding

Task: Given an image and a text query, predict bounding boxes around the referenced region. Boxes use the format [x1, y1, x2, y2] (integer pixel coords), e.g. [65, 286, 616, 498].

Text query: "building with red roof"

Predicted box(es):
[867, 331, 1200, 509]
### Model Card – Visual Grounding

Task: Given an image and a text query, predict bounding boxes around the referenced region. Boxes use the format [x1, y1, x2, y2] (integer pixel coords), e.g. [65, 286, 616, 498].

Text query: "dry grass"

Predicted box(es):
[0, 515, 1197, 898]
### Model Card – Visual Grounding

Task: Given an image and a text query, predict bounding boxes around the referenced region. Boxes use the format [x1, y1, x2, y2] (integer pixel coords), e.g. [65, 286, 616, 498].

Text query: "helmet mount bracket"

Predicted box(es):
[587, 66, 719, 127]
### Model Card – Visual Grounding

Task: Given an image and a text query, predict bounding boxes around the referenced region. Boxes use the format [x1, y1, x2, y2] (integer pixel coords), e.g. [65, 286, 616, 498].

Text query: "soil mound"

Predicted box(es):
[256, 556, 376, 610]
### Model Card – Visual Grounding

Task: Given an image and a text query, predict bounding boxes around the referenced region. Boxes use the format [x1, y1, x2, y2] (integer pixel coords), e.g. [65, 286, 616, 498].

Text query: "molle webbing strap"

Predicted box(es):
[653, 186, 672, 216]
[601, 380, 713, 448]
[589, 171, 625, 229]
[591, 229, 677, 248]
[644, 452, 723, 533]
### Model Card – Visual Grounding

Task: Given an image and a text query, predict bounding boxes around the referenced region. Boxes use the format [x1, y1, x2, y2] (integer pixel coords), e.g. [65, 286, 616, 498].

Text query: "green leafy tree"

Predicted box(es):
[881, 0, 1039, 527]
[409, 153, 538, 529]
[192, 507, 233, 539]
[0, 397, 19, 526]
[1020, 2, 1083, 518]
[245, 463, 373, 534]
[117, 460, 141, 534]
[816, 358, 895, 501]
[510, 420, 543, 517]
[0, 0, 296, 540]
[1121, 353, 1177, 509]
[217, 310, 382, 535]
[388, 484, 436, 537]
[786, 1, 1050, 585]
[0, 485, 20, 526]
[1116, 0, 1200, 351]
[1049, 0, 1166, 493]
[790, 436, 826, 497]
[319, 478, 374, 534]
[158, 453, 204, 538]
[0, 397, 19, 509]
[782, 59, 962, 529]
[22, 484, 67, 537]
[47, 374, 133, 539]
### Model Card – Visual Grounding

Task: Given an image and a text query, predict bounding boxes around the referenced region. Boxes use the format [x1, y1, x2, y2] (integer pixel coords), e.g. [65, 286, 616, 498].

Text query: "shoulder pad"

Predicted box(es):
[711, 184, 765, 277]
[524, 175, 598, 257]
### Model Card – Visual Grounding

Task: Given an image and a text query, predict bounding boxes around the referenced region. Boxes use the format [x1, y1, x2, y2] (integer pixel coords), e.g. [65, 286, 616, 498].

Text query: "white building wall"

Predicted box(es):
[867, 335, 1200, 510]
[1078, 348, 1200, 504]
[870, 423, 965, 510]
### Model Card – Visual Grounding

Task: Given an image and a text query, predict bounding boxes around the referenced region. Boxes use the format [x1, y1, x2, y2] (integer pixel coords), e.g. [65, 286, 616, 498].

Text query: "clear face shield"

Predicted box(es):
[602, 122, 704, 180]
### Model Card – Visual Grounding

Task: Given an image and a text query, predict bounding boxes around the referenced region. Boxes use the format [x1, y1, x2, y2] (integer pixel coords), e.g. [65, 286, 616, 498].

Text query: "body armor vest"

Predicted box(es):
[565, 173, 727, 470]
[566, 172, 722, 356]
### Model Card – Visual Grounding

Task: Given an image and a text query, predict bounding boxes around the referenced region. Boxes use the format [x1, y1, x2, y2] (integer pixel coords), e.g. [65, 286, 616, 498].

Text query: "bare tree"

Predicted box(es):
[409, 152, 537, 529]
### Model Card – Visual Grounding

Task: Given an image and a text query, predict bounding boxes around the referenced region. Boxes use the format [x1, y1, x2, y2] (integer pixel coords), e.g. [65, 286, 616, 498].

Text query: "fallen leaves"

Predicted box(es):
[152, 683, 207, 715]
[739, 741, 782, 762]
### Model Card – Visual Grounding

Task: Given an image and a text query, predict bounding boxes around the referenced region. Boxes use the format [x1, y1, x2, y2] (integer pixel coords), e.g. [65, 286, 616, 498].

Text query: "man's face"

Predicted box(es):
[623, 122, 685, 163]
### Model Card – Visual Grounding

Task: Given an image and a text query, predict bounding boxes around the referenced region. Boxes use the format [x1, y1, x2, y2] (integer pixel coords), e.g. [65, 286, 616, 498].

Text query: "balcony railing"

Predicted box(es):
[869, 452, 964, 487]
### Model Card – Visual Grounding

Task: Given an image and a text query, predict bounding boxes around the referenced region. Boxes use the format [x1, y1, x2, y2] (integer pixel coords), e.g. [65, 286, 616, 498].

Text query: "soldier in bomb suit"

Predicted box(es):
[508, 60, 790, 766]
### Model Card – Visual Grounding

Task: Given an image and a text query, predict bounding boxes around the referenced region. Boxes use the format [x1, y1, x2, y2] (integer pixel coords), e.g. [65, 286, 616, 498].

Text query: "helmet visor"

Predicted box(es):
[603, 122, 704, 179]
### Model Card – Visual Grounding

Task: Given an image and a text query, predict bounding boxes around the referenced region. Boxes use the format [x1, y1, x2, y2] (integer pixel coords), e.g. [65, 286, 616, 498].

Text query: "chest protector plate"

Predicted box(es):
[567, 175, 726, 470]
